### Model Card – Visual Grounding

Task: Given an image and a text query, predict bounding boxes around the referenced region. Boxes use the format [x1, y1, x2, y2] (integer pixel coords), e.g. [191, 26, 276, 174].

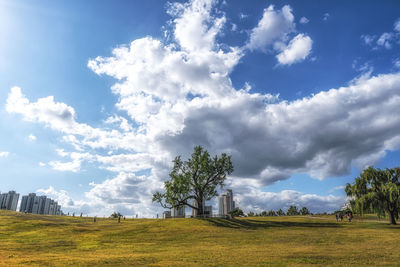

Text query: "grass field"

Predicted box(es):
[0, 210, 399, 266]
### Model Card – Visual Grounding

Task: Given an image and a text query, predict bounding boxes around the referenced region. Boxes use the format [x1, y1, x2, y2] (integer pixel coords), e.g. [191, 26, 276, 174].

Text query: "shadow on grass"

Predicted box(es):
[206, 218, 340, 230]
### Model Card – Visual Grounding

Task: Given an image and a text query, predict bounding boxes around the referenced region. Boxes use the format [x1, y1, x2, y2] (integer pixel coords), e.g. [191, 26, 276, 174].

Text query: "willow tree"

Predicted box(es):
[152, 146, 233, 216]
[345, 166, 400, 225]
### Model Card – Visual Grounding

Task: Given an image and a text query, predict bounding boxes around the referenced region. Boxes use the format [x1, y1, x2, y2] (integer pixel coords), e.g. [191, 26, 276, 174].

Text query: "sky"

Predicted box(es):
[1, 0, 400, 217]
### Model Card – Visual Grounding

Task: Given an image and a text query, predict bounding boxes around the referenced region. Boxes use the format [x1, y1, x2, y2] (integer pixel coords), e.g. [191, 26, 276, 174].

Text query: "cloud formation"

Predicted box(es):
[247, 5, 295, 52]
[0, 151, 9, 158]
[362, 17, 400, 50]
[276, 34, 312, 65]
[246, 4, 312, 65]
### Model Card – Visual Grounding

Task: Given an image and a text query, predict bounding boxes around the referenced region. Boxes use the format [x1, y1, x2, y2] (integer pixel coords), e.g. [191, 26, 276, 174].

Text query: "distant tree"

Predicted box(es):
[260, 210, 267, 216]
[228, 208, 244, 218]
[277, 209, 285, 216]
[287, 205, 299, 216]
[346, 166, 400, 225]
[153, 146, 233, 216]
[267, 210, 276, 216]
[247, 211, 255, 217]
[300, 207, 310, 215]
[110, 212, 123, 218]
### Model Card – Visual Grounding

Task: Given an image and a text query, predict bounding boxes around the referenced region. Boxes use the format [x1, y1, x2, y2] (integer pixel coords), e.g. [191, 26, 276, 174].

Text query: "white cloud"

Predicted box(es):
[0, 151, 9, 158]
[231, 23, 237, 31]
[37, 186, 75, 207]
[328, 185, 346, 193]
[299, 17, 309, 24]
[48, 150, 94, 172]
[394, 18, 400, 32]
[322, 13, 329, 21]
[361, 34, 375, 46]
[39, 162, 46, 167]
[239, 12, 248, 20]
[276, 34, 312, 65]
[28, 134, 36, 141]
[167, 0, 225, 53]
[6, 87, 76, 132]
[247, 5, 295, 52]
[377, 32, 393, 49]
[246, 5, 312, 65]
[362, 18, 400, 50]
[394, 58, 400, 68]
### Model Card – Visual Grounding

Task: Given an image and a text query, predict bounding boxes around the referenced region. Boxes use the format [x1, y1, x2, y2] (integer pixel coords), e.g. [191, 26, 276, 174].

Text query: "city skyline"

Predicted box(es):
[1, 0, 400, 217]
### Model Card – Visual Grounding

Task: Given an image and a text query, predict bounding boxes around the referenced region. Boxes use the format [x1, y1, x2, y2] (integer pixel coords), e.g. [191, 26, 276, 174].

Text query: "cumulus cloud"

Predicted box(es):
[299, 17, 309, 24]
[6, 0, 400, 216]
[394, 18, 400, 32]
[37, 186, 75, 207]
[362, 18, 400, 50]
[377, 32, 393, 49]
[6, 87, 76, 132]
[246, 4, 312, 65]
[394, 58, 400, 68]
[329, 185, 346, 193]
[361, 34, 375, 46]
[28, 134, 36, 141]
[276, 34, 312, 65]
[247, 5, 295, 52]
[322, 13, 330, 21]
[0, 151, 9, 158]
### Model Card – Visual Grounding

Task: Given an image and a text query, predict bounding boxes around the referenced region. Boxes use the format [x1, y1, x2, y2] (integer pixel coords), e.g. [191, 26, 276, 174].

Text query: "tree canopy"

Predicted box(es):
[228, 208, 244, 218]
[152, 146, 233, 216]
[110, 212, 123, 218]
[286, 205, 299, 216]
[345, 166, 400, 225]
[300, 207, 310, 215]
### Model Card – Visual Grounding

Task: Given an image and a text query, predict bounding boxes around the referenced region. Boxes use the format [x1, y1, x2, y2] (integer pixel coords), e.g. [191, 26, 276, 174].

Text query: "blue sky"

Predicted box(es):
[1, 0, 400, 216]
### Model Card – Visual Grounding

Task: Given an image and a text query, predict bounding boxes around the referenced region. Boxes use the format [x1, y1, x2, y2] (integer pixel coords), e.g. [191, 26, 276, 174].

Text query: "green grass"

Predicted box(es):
[1, 210, 399, 266]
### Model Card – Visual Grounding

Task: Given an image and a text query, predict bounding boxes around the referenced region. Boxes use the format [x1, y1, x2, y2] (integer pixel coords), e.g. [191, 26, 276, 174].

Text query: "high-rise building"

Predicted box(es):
[162, 211, 171, 219]
[171, 206, 185, 218]
[20, 195, 28, 212]
[23, 193, 37, 213]
[32, 196, 40, 214]
[0, 191, 19, 211]
[44, 198, 51, 214]
[191, 199, 213, 217]
[218, 189, 235, 216]
[38, 196, 47, 214]
[19, 193, 62, 215]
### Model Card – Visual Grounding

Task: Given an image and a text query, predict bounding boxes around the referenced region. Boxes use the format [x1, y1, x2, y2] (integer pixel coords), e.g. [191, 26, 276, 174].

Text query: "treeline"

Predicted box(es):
[247, 206, 310, 217]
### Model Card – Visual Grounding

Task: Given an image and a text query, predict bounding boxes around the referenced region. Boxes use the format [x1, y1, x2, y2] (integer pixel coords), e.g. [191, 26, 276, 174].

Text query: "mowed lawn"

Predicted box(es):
[0, 210, 399, 266]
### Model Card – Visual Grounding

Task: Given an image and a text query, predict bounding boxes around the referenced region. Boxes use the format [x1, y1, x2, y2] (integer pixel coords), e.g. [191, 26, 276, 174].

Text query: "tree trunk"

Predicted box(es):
[198, 198, 204, 217]
[388, 210, 397, 225]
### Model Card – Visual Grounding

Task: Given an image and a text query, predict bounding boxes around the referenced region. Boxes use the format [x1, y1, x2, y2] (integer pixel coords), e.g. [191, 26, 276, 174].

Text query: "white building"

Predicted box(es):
[163, 211, 171, 219]
[191, 199, 213, 217]
[218, 189, 235, 216]
[171, 206, 185, 218]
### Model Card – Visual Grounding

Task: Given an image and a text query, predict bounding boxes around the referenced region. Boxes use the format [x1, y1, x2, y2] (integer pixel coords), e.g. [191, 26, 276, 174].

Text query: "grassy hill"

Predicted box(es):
[1, 210, 399, 266]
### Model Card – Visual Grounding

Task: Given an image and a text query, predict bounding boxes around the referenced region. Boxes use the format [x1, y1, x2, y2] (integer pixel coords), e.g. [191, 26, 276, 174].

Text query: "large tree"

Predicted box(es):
[345, 166, 400, 225]
[152, 146, 233, 216]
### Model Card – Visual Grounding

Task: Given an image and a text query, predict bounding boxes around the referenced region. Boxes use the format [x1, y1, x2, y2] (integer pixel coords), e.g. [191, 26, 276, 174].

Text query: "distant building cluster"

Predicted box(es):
[20, 193, 61, 215]
[0, 190, 62, 216]
[218, 189, 235, 216]
[0, 191, 19, 211]
[163, 189, 236, 218]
